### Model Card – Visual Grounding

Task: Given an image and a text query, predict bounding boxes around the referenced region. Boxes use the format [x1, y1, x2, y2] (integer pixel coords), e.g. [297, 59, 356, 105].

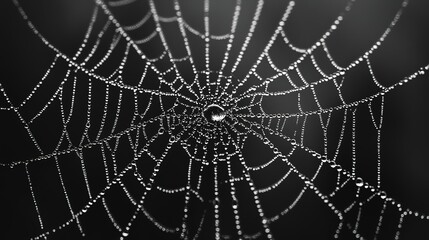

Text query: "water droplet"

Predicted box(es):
[232, 198, 238, 209]
[158, 128, 164, 135]
[355, 177, 364, 187]
[203, 104, 226, 123]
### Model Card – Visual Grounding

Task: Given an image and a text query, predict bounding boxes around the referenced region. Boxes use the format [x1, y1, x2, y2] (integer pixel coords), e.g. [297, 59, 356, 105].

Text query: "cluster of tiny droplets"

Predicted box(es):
[1, 0, 429, 239]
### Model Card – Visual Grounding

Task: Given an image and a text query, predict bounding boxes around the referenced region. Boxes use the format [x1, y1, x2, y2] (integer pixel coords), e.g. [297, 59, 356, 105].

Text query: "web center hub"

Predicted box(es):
[202, 104, 226, 123]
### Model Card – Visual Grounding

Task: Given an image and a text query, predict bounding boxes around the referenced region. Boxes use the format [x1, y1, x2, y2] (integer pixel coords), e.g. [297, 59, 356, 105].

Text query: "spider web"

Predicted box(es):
[1, 0, 429, 239]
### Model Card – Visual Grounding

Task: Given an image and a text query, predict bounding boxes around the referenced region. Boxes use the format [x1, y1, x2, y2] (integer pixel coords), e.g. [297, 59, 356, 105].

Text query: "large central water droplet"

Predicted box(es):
[203, 104, 226, 123]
